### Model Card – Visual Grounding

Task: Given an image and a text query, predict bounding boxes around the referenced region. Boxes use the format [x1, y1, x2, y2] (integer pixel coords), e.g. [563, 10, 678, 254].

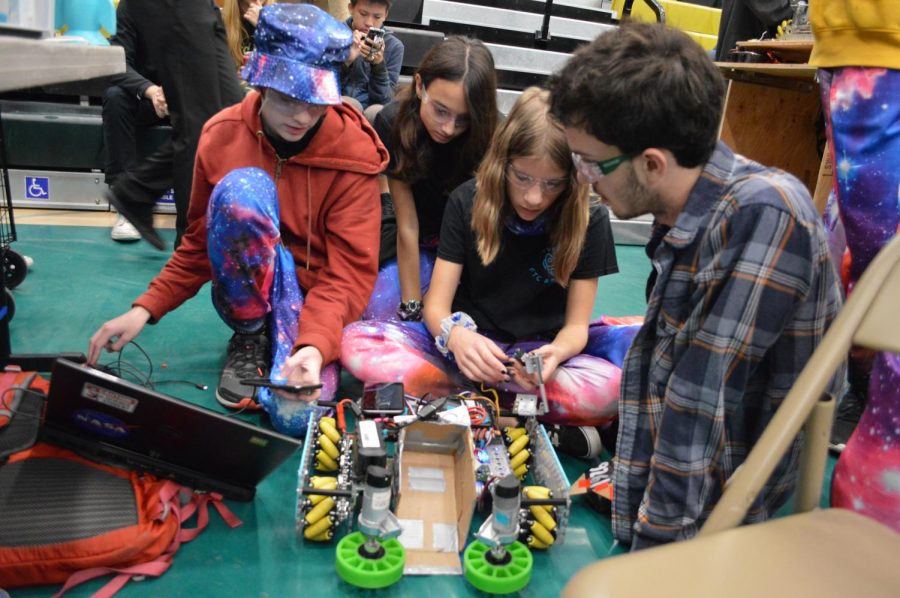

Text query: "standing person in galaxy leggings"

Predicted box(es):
[87, 4, 388, 437]
[343, 88, 640, 456]
[810, 0, 900, 532]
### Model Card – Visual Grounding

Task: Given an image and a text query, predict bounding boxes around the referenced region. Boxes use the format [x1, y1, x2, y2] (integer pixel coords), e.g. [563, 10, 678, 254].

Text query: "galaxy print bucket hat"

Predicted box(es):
[242, 3, 352, 105]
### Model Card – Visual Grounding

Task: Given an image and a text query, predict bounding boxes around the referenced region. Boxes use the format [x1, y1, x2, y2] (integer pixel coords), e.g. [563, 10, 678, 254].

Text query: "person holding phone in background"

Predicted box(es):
[340, 0, 405, 122]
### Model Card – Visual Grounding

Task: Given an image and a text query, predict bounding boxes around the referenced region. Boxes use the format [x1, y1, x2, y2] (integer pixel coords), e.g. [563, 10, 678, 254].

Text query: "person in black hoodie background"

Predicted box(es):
[714, 0, 792, 62]
[102, 0, 170, 242]
[103, 0, 243, 251]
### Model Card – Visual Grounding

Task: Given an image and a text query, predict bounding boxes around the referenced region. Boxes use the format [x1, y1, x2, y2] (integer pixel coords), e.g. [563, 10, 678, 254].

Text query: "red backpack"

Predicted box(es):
[0, 370, 241, 597]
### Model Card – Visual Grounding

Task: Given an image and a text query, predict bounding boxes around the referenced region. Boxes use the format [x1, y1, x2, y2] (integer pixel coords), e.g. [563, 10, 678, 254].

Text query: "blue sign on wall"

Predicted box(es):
[158, 188, 175, 204]
[25, 176, 49, 199]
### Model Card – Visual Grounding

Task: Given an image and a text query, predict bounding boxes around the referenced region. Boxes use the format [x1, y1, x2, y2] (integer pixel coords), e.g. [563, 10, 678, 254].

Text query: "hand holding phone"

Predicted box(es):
[363, 27, 385, 63]
[366, 27, 385, 45]
[240, 378, 323, 395]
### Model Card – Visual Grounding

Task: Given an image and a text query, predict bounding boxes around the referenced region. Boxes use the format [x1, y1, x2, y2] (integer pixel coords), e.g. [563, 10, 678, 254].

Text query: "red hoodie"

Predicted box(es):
[133, 92, 389, 364]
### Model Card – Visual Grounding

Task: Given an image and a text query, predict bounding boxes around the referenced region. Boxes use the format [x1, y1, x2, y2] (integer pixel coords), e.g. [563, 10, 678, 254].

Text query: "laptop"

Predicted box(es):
[42, 359, 301, 501]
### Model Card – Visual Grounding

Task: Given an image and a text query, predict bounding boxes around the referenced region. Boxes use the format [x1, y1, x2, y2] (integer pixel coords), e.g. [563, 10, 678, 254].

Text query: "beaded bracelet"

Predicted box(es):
[435, 311, 477, 358]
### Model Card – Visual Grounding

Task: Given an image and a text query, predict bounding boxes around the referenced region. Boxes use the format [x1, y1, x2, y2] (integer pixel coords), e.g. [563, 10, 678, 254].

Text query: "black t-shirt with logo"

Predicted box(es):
[438, 179, 618, 342]
[373, 101, 472, 245]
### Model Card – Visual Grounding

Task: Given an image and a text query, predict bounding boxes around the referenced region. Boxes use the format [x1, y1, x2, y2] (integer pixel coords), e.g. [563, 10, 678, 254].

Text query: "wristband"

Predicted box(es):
[397, 299, 423, 321]
[435, 311, 477, 357]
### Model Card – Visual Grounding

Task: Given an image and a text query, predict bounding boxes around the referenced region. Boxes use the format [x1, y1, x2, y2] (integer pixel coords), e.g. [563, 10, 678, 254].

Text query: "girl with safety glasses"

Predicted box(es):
[365, 36, 499, 323]
[343, 88, 641, 448]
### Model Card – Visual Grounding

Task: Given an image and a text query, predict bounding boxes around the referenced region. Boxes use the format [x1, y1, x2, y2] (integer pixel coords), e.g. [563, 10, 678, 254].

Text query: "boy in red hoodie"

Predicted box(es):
[88, 4, 388, 436]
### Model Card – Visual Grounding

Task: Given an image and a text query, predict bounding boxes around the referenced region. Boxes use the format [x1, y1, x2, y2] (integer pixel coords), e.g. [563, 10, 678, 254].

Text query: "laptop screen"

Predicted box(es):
[43, 359, 301, 501]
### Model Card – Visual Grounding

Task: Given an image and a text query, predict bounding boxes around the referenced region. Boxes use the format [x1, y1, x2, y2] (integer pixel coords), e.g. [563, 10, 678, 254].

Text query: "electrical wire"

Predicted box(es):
[478, 383, 502, 418]
[96, 340, 208, 393]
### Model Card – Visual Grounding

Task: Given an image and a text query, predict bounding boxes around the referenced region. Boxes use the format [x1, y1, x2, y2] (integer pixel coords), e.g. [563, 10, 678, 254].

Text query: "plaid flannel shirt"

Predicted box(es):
[612, 142, 846, 550]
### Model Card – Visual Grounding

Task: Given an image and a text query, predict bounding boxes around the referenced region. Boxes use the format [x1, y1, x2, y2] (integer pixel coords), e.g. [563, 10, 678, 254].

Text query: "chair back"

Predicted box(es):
[701, 234, 900, 534]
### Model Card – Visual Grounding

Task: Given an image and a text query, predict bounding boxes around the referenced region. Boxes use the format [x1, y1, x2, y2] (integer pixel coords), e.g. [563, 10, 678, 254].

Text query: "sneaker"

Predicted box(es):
[546, 424, 603, 460]
[22, 255, 33, 269]
[829, 388, 866, 454]
[111, 214, 141, 242]
[104, 189, 165, 250]
[215, 331, 270, 410]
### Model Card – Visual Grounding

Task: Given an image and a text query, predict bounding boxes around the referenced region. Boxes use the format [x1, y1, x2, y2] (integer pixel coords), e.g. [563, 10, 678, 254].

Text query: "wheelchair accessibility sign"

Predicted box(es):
[25, 176, 50, 200]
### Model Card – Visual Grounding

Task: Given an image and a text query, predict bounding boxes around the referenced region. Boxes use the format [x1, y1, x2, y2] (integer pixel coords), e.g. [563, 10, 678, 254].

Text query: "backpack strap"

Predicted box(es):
[52, 481, 242, 598]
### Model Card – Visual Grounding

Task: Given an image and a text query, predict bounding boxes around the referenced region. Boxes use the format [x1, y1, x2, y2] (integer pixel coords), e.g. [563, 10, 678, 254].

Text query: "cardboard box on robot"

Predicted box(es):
[394, 420, 477, 575]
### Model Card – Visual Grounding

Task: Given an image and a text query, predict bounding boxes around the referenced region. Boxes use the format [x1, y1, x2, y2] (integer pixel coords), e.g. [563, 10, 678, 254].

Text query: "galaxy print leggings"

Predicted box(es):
[362, 248, 437, 321]
[819, 67, 900, 531]
[207, 168, 338, 436]
[341, 316, 641, 426]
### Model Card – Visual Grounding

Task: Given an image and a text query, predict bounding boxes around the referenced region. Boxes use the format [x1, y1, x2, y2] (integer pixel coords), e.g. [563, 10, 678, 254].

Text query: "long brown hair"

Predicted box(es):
[472, 87, 590, 286]
[223, 0, 274, 70]
[392, 36, 498, 186]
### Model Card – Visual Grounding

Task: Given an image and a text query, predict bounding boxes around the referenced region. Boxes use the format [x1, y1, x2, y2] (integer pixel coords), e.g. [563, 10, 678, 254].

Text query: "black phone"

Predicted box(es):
[365, 26, 385, 45]
[240, 378, 323, 394]
[360, 382, 404, 415]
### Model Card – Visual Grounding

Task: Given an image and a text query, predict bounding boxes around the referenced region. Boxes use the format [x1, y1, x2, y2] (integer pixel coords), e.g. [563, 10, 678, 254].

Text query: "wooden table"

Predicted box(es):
[735, 39, 813, 64]
[715, 60, 832, 213]
[0, 36, 124, 93]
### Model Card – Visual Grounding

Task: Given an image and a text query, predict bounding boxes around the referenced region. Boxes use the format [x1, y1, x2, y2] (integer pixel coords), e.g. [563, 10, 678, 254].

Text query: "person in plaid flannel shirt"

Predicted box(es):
[548, 22, 846, 550]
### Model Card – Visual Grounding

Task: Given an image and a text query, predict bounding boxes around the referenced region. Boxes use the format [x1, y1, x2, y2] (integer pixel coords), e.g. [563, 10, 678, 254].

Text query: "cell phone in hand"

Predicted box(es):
[240, 378, 323, 394]
[365, 26, 385, 46]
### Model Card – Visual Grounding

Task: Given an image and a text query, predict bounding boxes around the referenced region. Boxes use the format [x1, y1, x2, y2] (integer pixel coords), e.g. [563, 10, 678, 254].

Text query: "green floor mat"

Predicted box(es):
[5, 223, 829, 596]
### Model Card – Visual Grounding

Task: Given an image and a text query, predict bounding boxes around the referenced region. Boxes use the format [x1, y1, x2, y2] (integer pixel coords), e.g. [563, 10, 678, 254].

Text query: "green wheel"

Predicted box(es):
[335, 531, 405, 589]
[464, 540, 533, 594]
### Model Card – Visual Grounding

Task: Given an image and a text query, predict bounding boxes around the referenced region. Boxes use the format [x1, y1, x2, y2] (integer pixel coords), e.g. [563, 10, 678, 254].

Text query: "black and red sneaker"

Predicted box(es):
[215, 332, 269, 411]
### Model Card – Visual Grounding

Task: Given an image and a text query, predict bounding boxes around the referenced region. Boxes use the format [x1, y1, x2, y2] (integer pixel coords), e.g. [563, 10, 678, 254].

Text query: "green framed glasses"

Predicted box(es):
[571, 151, 635, 182]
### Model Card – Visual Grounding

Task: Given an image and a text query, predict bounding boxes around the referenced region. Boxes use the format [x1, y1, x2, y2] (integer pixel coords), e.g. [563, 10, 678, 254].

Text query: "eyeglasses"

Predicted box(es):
[421, 88, 470, 130]
[507, 162, 568, 195]
[571, 151, 635, 183]
[267, 89, 328, 118]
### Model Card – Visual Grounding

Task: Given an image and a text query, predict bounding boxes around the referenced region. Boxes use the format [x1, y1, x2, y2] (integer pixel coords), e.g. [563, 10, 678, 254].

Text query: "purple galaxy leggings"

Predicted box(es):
[362, 248, 437, 321]
[341, 316, 641, 426]
[207, 167, 338, 436]
[819, 67, 900, 290]
[819, 67, 900, 531]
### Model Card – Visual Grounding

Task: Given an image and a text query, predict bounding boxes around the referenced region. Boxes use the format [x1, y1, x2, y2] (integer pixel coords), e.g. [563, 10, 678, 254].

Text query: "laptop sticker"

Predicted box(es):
[72, 409, 131, 439]
[82, 381, 139, 413]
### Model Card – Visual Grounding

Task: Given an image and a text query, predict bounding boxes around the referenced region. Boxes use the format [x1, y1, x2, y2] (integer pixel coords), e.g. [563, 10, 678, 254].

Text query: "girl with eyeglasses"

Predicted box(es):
[365, 36, 499, 323]
[343, 88, 641, 452]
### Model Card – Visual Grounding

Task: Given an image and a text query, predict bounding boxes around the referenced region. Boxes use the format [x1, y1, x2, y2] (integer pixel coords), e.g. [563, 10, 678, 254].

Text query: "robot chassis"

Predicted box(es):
[295, 352, 572, 593]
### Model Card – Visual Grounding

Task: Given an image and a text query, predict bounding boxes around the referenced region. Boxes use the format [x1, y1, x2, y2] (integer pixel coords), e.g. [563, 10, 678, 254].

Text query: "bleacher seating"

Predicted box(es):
[2, 0, 700, 241]
[612, 0, 721, 51]
[0, 99, 170, 210]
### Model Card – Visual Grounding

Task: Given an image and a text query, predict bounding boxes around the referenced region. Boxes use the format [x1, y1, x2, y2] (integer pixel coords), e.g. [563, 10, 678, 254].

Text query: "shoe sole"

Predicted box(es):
[105, 190, 166, 251]
[828, 442, 846, 455]
[111, 232, 142, 242]
[581, 426, 604, 460]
